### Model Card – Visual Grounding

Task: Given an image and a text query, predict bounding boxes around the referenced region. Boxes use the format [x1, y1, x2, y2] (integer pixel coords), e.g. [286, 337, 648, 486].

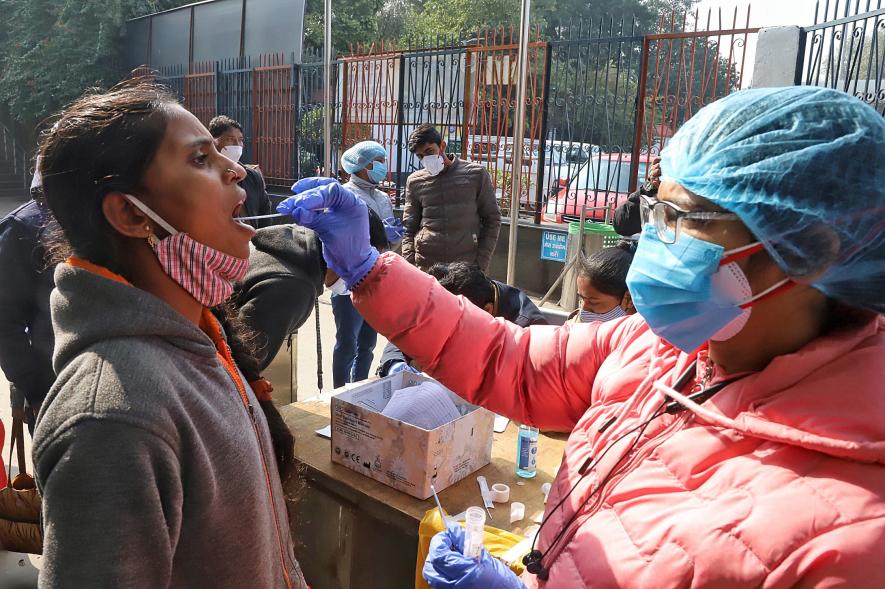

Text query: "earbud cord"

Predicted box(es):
[526, 362, 698, 572]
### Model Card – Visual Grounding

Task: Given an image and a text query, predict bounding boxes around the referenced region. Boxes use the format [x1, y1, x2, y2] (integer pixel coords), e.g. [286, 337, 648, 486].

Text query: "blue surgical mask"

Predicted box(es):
[367, 161, 388, 184]
[626, 224, 789, 352]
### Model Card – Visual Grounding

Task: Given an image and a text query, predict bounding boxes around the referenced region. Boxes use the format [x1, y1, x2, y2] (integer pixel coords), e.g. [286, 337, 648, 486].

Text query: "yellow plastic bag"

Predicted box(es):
[415, 508, 527, 589]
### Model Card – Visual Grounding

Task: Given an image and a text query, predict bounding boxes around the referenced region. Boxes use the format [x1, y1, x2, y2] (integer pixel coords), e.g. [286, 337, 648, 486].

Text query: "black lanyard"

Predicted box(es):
[524, 361, 744, 580]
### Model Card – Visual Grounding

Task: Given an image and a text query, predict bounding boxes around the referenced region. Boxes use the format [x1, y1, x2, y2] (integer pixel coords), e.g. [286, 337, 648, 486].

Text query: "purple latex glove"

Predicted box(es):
[383, 216, 405, 243]
[423, 523, 525, 589]
[278, 178, 380, 289]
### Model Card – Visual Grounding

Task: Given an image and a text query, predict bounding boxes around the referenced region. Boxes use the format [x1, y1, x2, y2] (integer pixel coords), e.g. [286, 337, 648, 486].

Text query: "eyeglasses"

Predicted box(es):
[639, 194, 739, 244]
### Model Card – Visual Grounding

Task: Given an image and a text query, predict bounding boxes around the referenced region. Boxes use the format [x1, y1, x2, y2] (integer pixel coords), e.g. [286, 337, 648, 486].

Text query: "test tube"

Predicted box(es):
[463, 506, 486, 560]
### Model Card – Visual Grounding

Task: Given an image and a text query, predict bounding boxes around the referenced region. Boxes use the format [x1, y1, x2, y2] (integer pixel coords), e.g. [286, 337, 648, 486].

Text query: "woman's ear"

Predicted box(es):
[780, 223, 841, 285]
[621, 290, 636, 314]
[102, 192, 153, 239]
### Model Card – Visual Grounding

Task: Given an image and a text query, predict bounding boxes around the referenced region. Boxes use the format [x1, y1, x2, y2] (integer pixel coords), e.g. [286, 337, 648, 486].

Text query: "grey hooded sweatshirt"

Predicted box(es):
[33, 262, 307, 588]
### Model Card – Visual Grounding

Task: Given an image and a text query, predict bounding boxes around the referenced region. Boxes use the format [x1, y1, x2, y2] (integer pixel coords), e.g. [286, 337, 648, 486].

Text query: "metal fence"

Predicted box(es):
[797, 1, 885, 115]
[0, 121, 30, 188]
[142, 9, 758, 223]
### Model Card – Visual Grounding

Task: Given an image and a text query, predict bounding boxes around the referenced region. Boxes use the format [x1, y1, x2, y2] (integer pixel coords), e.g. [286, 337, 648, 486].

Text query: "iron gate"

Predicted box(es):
[184, 61, 218, 128]
[252, 53, 296, 189]
[464, 26, 548, 219]
[140, 9, 760, 216]
[797, 1, 885, 115]
[632, 8, 758, 191]
[541, 17, 645, 224]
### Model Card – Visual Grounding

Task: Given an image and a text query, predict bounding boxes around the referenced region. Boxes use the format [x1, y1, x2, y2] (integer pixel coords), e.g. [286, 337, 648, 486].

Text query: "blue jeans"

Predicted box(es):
[331, 294, 378, 388]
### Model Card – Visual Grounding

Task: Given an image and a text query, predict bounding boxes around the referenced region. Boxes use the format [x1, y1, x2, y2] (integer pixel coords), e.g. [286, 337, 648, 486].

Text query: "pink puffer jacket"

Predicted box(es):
[354, 254, 885, 588]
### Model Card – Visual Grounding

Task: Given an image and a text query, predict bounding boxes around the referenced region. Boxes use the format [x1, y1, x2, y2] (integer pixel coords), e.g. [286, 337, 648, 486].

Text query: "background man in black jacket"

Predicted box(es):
[612, 156, 662, 237]
[209, 115, 274, 229]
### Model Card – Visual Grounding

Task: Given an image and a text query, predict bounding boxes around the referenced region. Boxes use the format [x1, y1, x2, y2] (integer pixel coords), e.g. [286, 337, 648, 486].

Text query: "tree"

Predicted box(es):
[401, 0, 696, 41]
[302, 0, 388, 52]
[0, 0, 192, 126]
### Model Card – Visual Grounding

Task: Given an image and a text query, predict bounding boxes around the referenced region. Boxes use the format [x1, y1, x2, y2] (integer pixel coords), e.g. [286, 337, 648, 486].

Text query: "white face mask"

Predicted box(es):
[709, 256, 789, 342]
[421, 154, 445, 176]
[221, 145, 243, 163]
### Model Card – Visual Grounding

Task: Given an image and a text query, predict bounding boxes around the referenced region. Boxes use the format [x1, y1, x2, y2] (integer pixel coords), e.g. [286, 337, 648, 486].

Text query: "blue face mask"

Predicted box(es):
[626, 224, 780, 352]
[367, 161, 388, 184]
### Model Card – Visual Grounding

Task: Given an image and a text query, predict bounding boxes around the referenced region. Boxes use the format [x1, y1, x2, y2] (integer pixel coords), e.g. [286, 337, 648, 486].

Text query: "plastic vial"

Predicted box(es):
[516, 424, 539, 478]
[463, 506, 486, 560]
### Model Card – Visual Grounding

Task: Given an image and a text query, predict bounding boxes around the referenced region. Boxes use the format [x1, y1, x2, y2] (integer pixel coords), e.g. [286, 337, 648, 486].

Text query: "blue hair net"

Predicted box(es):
[661, 86, 885, 314]
[341, 140, 386, 174]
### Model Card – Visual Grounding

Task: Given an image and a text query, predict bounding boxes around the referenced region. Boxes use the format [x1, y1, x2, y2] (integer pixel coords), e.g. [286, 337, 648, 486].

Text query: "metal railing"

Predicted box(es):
[797, 1, 885, 115]
[139, 8, 758, 222]
[0, 121, 30, 190]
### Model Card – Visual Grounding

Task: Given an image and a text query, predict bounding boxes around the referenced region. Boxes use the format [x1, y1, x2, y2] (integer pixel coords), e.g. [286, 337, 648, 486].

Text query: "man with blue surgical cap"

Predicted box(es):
[279, 87, 885, 587]
[329, 140, 403, 388]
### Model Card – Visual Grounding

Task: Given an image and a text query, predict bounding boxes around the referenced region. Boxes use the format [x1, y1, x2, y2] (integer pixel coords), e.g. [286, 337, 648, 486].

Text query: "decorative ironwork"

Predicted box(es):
[633, 7, 758, 191]
[465, 25, 547, 218]
[542, 17, 645, 224]
[136, 11, 759, 219]
[798, 1, 885, 115]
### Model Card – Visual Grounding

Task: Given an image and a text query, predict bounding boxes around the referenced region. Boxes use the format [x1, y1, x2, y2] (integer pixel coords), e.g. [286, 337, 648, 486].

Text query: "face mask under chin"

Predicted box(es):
[123, 194, 249, 307]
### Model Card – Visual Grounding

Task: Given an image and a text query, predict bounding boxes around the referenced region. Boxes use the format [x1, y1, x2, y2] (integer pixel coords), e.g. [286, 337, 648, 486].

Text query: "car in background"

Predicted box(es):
[543, 154, 651, 223]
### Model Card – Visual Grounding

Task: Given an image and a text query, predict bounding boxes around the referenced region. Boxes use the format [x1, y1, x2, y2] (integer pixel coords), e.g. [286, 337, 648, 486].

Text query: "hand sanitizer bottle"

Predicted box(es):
[516, 424, 539, 478]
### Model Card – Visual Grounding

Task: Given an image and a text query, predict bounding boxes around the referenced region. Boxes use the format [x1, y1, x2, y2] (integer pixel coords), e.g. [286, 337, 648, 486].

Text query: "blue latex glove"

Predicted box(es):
[388, 361, 419, 375]
[383, 216, 405, 243]
[278, 178, 380, 289]
[423, 523, 525, 589]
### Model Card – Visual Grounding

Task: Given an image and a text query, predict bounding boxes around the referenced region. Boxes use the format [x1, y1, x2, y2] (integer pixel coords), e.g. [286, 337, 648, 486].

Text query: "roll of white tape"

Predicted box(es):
[490, 483, 510, 503]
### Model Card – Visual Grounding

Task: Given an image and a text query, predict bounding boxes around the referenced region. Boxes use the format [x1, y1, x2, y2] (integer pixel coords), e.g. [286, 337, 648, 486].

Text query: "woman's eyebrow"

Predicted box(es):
[186, 137, 214, 150]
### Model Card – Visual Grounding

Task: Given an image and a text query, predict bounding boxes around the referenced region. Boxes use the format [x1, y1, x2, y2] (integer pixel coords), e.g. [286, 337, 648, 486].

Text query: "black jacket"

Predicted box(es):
[0, 200, 56, 406]
[379, 280, 548, 376]
[612, 181, 658, 237]
[234, 224, 325, 370]
[240, 166, 274, 229]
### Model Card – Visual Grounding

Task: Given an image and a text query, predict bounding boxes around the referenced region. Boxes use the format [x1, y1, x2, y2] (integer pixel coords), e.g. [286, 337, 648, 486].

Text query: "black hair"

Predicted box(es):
[211, 305, 296, 485]
[408, 124, 443, 153]
[578, 240, 637, 298]
[367, 208, 390, 252]
[427, 262, 495, 308]
[40, 78, 177, 277]
[208, 115, 243, 138]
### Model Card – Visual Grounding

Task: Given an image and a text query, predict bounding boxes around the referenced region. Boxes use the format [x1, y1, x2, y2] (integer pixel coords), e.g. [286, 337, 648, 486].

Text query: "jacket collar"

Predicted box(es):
[52, 260, 221, 374]
[658, 311, 885, 464]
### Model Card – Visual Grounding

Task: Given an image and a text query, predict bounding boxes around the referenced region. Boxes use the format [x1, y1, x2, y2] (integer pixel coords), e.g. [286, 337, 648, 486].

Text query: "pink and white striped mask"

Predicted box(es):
[125, 195, 248, 307]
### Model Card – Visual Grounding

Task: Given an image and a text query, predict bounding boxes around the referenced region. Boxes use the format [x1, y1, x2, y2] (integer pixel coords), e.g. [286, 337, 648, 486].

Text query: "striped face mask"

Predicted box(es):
[125, 195, 248, 307]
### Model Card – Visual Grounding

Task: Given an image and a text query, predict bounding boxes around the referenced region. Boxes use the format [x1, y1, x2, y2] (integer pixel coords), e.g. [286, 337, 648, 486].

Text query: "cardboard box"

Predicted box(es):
[330, 373, 494, 499]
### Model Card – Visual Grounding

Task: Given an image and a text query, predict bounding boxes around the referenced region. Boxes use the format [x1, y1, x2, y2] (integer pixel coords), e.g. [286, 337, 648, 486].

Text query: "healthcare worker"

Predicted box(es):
[279, 86, 885, 587]
[330, 140, 403, 388]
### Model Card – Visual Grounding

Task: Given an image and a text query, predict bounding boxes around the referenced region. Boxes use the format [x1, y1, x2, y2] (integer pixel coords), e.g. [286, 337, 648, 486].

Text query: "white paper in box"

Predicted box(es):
[330, 373, 494, 499]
